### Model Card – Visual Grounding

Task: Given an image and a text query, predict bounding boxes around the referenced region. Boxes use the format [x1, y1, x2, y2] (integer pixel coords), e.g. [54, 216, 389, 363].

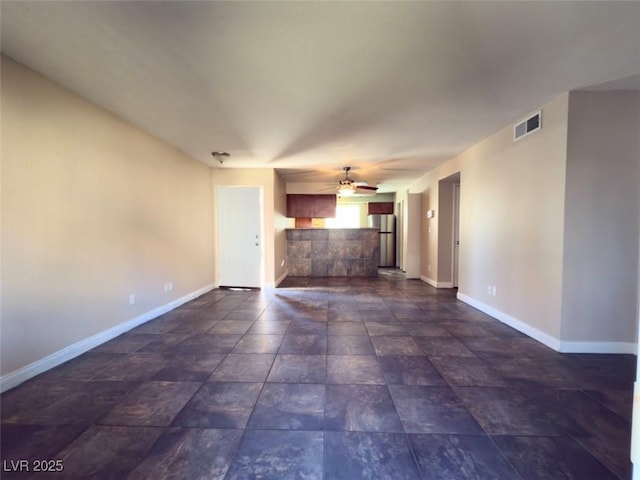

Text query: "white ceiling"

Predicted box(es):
[2, 1, 639, 192]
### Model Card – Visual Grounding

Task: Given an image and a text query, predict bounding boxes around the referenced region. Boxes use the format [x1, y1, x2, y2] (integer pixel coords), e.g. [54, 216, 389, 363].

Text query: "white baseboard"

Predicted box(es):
[457, 292, 637, 354]
[419, 276, 454, 288]
[0, 283, 216, 393]
[266, 271, 288, 289]
[404, 268, 420, 279]
[558, 341, 637, 354]
[420, 275, 437, 287]
[457, 292, 561, 350]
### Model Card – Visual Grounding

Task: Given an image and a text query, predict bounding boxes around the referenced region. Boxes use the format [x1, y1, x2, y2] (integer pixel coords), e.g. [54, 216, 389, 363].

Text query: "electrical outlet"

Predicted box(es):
[487, 285, 492, 295]
[168, 281, 173, 291]
[491, 286, 497, 296]
[129, 293, 136, 305]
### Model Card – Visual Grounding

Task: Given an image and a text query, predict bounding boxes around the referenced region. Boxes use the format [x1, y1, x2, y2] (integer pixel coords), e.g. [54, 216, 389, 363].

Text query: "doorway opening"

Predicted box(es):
[437, 173, 461, 288]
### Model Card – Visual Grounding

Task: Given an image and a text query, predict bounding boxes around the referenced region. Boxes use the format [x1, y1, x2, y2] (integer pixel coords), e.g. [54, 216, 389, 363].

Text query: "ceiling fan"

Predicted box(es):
[336, 166, 378, 197]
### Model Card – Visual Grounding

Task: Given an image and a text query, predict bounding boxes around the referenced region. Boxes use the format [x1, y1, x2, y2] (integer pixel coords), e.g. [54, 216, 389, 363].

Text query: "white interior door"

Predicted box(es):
[217, 186, 263, 288]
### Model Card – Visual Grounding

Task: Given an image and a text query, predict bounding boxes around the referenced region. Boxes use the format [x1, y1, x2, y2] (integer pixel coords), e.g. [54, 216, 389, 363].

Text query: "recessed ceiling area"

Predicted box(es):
[1, 1, 638, 192]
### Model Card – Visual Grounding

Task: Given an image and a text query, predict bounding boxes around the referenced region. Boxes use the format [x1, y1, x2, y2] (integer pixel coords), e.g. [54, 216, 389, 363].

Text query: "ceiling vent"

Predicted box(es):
[513, 110, 542, 141]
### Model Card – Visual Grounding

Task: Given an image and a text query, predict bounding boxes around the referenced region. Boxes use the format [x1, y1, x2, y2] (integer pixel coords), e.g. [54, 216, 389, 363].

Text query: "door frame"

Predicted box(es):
[397, 200, 403, 270]
[452, 182, 461, 288]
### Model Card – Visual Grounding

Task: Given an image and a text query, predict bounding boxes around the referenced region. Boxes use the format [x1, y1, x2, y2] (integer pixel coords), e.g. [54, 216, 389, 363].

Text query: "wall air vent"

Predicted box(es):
[513, 110, 542, 141]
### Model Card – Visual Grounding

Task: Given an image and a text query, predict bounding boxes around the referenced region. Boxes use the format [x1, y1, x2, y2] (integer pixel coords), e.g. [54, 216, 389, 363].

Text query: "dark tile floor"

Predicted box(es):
[1, 272, 634, 479]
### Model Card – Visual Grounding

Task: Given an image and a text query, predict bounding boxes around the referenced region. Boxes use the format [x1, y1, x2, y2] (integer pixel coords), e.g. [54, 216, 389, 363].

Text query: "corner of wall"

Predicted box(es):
[458, 291, 636, 354]
[2, 57, 216, 378]
[403, 192, 422, 278]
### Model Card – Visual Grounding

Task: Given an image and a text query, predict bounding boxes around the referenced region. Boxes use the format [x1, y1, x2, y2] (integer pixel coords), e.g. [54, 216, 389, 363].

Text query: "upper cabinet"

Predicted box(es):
[367, 202, 394, 215]
[286, 194, 337, 218]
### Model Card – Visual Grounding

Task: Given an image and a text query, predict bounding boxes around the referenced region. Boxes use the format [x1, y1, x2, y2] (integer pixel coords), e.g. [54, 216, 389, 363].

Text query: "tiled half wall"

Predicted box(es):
[286, 228, 379, 277]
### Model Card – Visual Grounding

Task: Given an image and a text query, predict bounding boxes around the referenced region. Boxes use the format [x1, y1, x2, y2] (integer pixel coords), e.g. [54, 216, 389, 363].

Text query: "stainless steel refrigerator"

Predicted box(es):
[368, 214, 396, 267]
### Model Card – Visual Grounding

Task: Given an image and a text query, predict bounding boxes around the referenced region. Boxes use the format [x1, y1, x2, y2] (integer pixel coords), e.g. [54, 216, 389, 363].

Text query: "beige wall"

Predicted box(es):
[273, 171, 289, 284]
[409, 90, 639, 351]
[420, 186, 437, 280]
[561, 90, 640, 343]
[397, 191, 421, 278]
[1, 56, 215, 376]
[410, 94, 570, 340]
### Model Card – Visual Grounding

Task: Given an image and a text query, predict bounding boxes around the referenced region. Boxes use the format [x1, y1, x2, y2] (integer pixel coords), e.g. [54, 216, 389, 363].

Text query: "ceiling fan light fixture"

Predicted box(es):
[211, 151, 230, 164]
[338, 183, 356, 196]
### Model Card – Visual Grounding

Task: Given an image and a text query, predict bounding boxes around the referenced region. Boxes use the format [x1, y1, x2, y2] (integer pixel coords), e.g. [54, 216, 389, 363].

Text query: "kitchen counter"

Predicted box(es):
[286, 228, 379, 277]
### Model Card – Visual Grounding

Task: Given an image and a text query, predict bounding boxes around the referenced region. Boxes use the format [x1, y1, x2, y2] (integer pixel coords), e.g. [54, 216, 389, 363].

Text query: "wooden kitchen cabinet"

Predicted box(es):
[367, 202, 394, 215]
[286, 194, 337, 218]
